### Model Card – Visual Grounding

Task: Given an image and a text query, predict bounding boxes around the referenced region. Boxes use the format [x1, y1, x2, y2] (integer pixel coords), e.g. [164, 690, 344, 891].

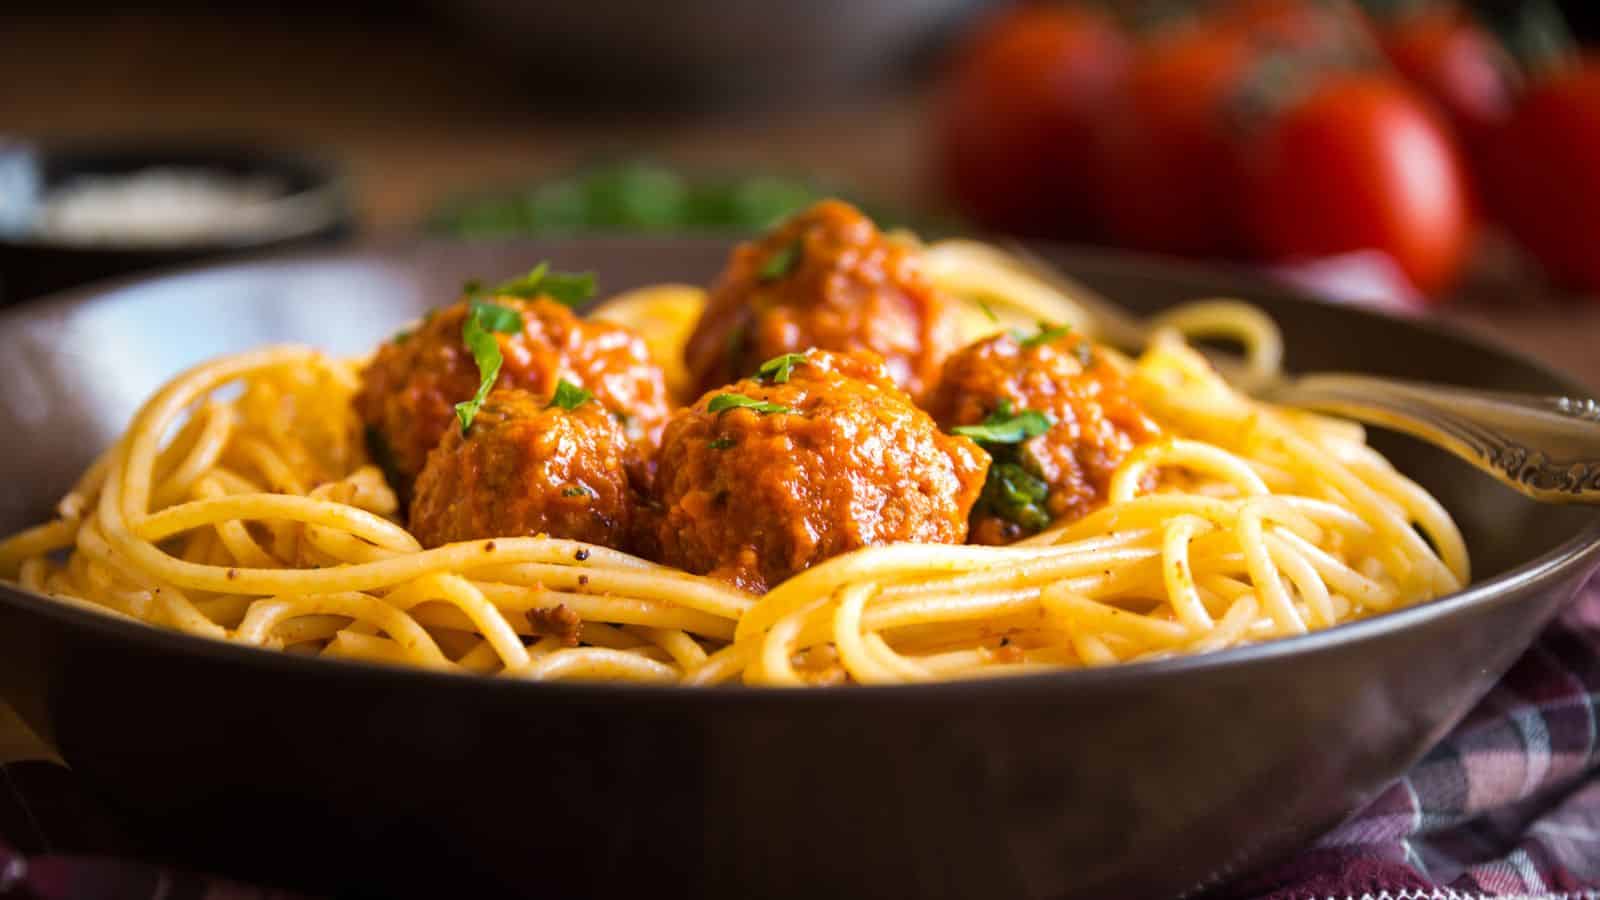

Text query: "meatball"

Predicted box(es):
[928, 327, 1161, 544]
[409, 388, 632, 549]
[683, 200, 956, 403]
[355, 294, 670, 490]
[652, 349, 988, 594]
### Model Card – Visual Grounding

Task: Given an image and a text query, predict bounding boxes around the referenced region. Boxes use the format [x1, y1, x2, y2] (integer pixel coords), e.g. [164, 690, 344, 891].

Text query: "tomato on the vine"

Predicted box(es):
[1092, 24, 1258, 257]
[933, 4, 1128, 239]
[1375, 5, 1516, 138]
[1485, 62, 1600, 293]
[1242, 73, 1473, 298]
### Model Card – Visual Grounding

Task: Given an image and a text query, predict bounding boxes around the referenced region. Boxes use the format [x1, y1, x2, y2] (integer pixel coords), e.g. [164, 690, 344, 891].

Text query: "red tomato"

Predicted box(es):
[1377, 6, 1516, 138]
[1242, 73, 1473, 298]
[934, 4, 1129, 239]
[1092, 25, 1257, 257]
[1487, 62, 1600, 294]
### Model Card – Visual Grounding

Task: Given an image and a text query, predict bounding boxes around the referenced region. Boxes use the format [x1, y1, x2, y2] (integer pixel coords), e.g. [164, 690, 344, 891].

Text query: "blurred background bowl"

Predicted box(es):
[0, 140, 353, 304]
[432, 0, 989, 109]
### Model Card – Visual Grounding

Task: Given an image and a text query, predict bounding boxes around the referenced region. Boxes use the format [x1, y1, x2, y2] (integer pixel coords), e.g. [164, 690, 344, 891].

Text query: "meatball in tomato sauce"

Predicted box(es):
[652, 349, 988, 594]
[683, 200, 955, 403]
[409, 388, 633, 549]
[355, 295, 670, 490]
[928, 327, 1160, 545]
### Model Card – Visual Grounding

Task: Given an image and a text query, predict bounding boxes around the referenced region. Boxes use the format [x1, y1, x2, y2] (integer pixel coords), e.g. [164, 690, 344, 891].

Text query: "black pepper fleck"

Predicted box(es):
[574, 549, 590, 562]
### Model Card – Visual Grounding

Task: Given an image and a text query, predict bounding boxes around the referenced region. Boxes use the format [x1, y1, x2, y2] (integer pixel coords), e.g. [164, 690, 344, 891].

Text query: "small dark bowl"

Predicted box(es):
[0, 140, 352, 305]
[434, 0, 987, 108]
[0, 237, 1597, 900]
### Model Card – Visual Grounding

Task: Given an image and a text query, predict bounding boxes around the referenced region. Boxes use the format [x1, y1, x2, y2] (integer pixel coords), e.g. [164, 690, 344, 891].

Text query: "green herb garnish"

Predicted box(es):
[453, 300, 526, 434]
[469, 262, 597, 308]
[392, 329, 414, 345]
[561, 485, 591, 497]
[472, 301, 522, 333]
[981, 462, 1052, 532]
[952, 399, 1053, 446]
[958, 399, 1057, 535]
[975, 300, 999, 323]
[1017, 321, 1071, 349]
[708, 393, 794, 415]
[756, 352, 807, 384]
[549, 379, 594, 411]
[709, 435, 737, 450]
[758, 239, 802, 282]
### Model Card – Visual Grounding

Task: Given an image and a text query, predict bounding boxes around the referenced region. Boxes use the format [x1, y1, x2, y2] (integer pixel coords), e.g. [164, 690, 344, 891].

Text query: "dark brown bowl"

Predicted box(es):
[0, 237, 1596, 900]
[0, 140, 352, 305]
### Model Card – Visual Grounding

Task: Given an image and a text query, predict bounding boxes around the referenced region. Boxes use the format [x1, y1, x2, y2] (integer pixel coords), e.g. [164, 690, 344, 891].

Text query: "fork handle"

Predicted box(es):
[1262, 373, 1600, 504]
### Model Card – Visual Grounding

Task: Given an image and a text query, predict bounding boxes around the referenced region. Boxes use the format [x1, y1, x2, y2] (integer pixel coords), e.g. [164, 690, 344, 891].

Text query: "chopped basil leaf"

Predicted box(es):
[453, 301, 526, 434]
[951, 399, 1053, 446]
[758, 239, 802, 282]
[709, 435, 736, 450]
[561, 485, 591, 497]
[486, 262, 547, 297]
[392, 329, 414, 345]
[526, 271, 597, 307]
[1017, 321, 1071, 349]
[980, 462, 1052, 532]
[756, 352, 807, 384]
[708, 393, 794, 415]
[975, 300, 999, 323]
[549, 379, 594, 411]
[471, 299, 523, 333]
[466, 262, 598, 307]
[461, 278, 484, 296]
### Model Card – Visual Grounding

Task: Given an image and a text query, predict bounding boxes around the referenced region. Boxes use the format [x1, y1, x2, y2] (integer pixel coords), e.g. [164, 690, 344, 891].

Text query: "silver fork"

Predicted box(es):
[1005, 245, 1600, 505]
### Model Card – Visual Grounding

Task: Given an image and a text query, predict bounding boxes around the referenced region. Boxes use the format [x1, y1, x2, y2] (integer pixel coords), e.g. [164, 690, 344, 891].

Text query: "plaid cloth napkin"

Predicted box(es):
[5, 578, 1600, 900]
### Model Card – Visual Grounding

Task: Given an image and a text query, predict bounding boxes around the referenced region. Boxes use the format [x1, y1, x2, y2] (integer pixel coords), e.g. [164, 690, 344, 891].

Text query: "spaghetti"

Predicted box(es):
[0, 240, 1467, 686]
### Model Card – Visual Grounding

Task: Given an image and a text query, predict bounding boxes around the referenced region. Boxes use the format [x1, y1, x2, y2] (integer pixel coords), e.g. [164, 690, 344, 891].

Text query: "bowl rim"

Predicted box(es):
[0, 137, 352, 254]
[3, 233, 1599, 704]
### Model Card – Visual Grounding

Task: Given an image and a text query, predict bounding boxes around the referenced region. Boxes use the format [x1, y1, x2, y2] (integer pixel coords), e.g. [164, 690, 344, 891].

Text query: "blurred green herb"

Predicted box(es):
[427, 161, 932, 237]
[759, 240, 803, 282]
[363, 426, 404, 495]
[1017, 322, 1071, 349]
